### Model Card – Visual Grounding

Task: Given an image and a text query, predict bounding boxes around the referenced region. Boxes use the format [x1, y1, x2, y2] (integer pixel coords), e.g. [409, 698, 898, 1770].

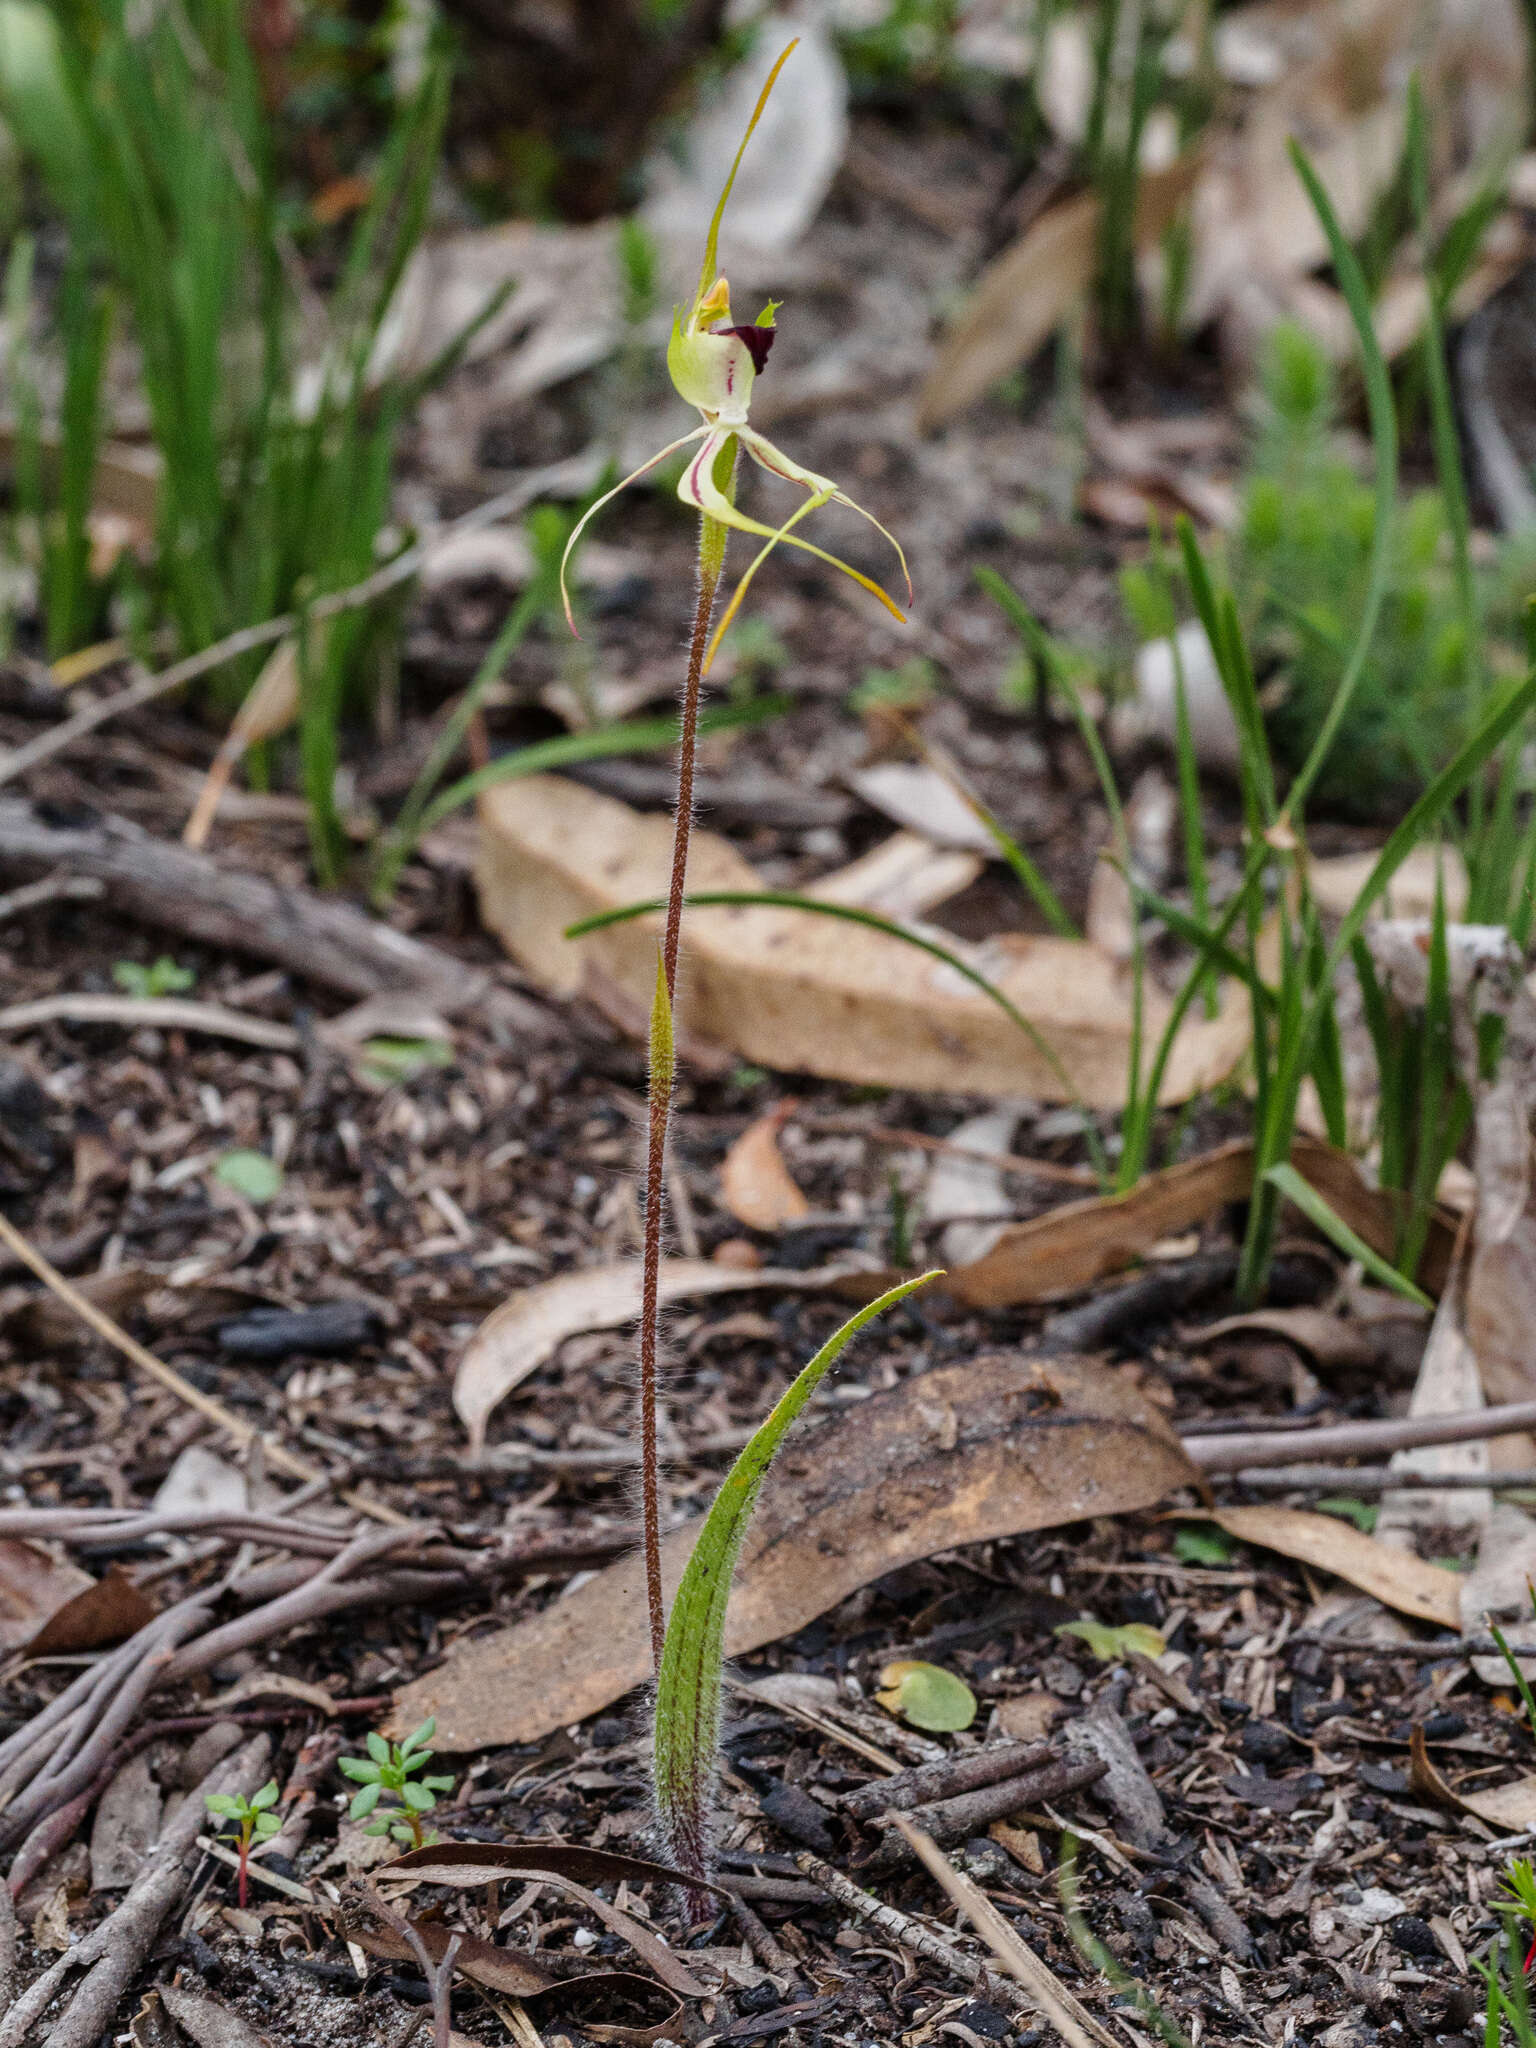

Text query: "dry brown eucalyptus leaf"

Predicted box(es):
[476, 773, 1250, 1108]
[1204, 1506, 1463, 1629]
[1409, 1724, 1536, 1831]
[396, 1353, 1196, 1750]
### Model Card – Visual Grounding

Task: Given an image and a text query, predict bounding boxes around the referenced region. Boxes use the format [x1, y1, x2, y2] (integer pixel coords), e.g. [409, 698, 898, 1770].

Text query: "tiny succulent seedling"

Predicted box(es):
[204, 1779, 281, 1909]
[112, 955, 194, 998]
[337, 1718, 454, 1851]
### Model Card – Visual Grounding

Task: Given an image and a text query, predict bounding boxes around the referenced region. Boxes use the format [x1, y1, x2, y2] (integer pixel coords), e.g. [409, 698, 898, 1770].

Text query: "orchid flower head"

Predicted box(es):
[560, 40, 910, 673]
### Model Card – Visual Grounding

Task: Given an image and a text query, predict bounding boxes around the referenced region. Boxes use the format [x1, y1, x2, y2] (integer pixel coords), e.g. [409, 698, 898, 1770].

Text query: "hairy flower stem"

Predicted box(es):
[638, 494, 732, 1671]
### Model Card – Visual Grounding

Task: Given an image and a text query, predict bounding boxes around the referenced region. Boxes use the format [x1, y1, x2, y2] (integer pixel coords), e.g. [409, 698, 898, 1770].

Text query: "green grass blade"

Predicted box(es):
[414, 695, 789, 836]
[654, 1270, 940, 1880]
[565, 888, 1108, 1180]
[1263, 1164, 1431, 1308]
[1283, 139, 1399, 822]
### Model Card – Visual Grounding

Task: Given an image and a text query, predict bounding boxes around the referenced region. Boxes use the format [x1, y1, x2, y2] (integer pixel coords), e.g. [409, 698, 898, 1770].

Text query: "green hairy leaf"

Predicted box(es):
[653, 1271, 939, 1884]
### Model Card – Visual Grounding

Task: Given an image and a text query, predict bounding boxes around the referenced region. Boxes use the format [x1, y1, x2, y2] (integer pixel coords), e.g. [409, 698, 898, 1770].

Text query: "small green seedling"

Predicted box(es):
[204, 1779, 281, 1909]
[1057, 1617, 1166, 1663]
[337, 1717, 454, 1851]
[214, 1149, 284, 1205]
[112, 956, 194, 998]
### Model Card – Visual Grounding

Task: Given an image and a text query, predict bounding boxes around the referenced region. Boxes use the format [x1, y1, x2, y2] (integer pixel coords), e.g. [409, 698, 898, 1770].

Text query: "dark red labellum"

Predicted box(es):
[714, 324, 776, 374]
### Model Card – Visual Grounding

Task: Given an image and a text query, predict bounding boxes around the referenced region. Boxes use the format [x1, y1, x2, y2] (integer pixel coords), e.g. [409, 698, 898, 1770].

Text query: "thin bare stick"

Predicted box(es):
[0, 875, 102, 923]
[365, 1889, 462, 2048]
[888, 1814, 1116, 2048]
[792, 1852, 1032, 2018]
[0, 1212, 406, 1525]
[636, 514, 728, 1670]
[1223, 1464, 1536, 1494]
[0, 993, 300, 1048]
[1186, 1397, 1536, 1473]
[0, 452, 597, 788]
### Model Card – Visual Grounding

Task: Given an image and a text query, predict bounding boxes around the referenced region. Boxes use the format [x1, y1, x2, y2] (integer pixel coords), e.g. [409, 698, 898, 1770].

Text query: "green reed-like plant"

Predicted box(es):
[3, 0, 498, 876]
[2, 235, 114, 661]
[557, 39, 909, 1677]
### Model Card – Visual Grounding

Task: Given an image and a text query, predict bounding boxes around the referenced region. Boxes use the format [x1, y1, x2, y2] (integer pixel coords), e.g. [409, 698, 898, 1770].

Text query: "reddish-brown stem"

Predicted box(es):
[237, 1827, 251, 1910]
[638, 541, 725, 1673]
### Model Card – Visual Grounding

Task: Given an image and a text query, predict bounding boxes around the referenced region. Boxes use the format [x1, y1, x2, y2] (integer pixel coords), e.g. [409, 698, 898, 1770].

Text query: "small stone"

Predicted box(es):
[1420, 1711, 1467, 1741]
[737, 1983, 783, 2015]
[760, 1779, 834, 1854]
[590, 1717, 628, 1750]
[1391, 1914, 1441, 1960]
[951, 2002, 1010, 2040]
[1238, 1720, 1294, 1766]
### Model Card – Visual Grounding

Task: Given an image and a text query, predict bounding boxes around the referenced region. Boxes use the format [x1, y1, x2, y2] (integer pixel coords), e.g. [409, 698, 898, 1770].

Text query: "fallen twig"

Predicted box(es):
[1185, 1397, 1536, 1472]
[365, 1888, 462, 2048]
[0, 1734, 270, 2048]
[0, 874, 102, 922]
[792, 1852, 1034, 2019]
[0, 993, 300, 1049]
[1224, 1464, 1536, 1494]
[889, 1814, 1117, 2048]
[840, 1740, 1054, 1822]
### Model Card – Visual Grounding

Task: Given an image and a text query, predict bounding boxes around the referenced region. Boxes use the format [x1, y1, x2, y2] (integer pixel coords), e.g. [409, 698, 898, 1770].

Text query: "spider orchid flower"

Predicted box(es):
[560, 41, 910, 674]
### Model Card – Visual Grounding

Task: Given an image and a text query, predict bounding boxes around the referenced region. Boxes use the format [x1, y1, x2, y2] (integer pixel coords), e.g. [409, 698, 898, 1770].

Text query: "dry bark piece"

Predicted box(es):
[720, 1106, 810, 1230]
[394, 1352, 1197, 1749]
[0, 797, 527, 1025]
[474, 773, 1250, 1109]
[453, 1258, 884, 1450]
[157, 1983, 276, 2048]
[87, 1754, 161, 1893]
[1203, 1506, 1463, 1628]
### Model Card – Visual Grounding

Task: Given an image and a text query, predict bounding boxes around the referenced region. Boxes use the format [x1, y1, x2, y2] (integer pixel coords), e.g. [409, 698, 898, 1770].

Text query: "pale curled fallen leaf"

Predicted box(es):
[1186, 1307, 1379, 1372]
[338, 1879, 681, 2034]
[1203, 1506, 1462, 1629]
[454, 1257, 881, 1449]
[916, 156, 1200, 431]
[395, 1353, 1197, 1749]
[1409, 1724, 1536, 1832]
[476, 773, 1251, 1109]
[378, 1843, 719, 1997]
[720, 1104, 809, 1230]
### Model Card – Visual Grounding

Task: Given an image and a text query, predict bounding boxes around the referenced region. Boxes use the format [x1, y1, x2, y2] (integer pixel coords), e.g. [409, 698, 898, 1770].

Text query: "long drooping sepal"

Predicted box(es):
[678, 429, 908, 644]
[743, 429, 912, 604]
[702, 486, 835, 675]
[559, 427, 709, 633]
[652, 1270, 940, 1889]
